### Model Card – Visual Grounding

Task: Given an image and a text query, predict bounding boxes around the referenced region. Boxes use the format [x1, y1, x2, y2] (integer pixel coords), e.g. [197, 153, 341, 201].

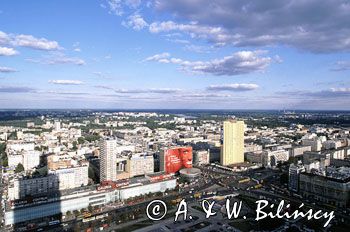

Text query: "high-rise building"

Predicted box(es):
[100, 139, 118, 181]
[220, 120, 245, 166]
[288, 163, 305, 192]
[54, 121, 61, 131]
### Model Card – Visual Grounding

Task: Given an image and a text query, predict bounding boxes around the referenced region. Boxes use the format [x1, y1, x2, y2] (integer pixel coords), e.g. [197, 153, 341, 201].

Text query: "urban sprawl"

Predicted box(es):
[0, 110, 349, 232]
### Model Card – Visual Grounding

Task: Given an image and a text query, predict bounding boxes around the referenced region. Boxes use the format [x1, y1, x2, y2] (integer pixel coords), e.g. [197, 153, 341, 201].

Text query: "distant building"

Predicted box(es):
[220, 120, 245, 166]
[244, 144, 262, 153]
[303, 151, 331, 170]
[26, 122, 35, 128]
[245, 151, 263, 164]
[54, 121, 61, 131]
[193, 150, 210, 165]
[289, 145, 311, 157]
[301, 136, 322, 152]
[262, 149, 289, 168]
[7, 143, 40, 171]
[288, 164, 305, 192]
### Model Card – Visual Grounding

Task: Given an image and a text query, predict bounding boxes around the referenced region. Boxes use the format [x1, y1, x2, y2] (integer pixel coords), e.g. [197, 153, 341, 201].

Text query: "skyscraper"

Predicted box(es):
[288, 163, 305, 192]
[220, 120, 245, 166]
[100, 139, 118, 181]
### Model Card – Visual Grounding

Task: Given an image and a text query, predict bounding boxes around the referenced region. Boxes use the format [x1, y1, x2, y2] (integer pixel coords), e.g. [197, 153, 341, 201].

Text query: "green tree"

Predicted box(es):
[2, 154, 8, 167]
[73, 210, 79, 217]
[72, 141, 78, 150]
[15, 163, 24, 173]
[78, 137, 85, 144]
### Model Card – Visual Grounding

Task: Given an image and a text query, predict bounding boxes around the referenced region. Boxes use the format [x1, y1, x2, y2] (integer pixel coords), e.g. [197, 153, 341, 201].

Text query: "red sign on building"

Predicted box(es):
[162, 147, 192, 173]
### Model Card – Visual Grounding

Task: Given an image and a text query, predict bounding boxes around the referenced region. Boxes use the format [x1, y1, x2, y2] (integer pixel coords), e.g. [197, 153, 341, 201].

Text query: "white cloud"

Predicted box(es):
[104, 0, 142, 15]
[28, 53, 86, 65]
[144, 52, 170, 61]
[0, 46, 18, 56]
[0, 30, 60, 51]
[105, 0, 124, 15]
[122, 14, 148, 30]
[153, 0, 350, 53]
[207, 83, 259, 91]
[14, 34, 59, 50]
[95, 85, 181, 94]
[330, 87, 350, 92]
[0, 66, 17, 73]
[0, 31, 10, 44]
[49, 80, 84, 85]
[145, 50, 272, 76]
[149, 21, 228, 45]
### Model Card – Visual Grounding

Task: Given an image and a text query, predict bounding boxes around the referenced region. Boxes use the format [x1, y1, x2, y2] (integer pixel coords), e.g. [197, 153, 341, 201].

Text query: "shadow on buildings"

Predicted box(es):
[11, 155, 63, 232]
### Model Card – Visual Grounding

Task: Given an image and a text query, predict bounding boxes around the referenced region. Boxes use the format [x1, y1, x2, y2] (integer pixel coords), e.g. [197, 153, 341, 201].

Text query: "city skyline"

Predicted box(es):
[1, 0, 350, 110]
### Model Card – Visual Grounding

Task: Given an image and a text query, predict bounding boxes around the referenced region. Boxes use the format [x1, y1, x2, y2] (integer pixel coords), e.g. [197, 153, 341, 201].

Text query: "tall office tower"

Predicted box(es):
[288, 163, 305, 192]
[220, 120, 245, 166]
[54, 121, 61, 131]
[100, 139, 118, 181]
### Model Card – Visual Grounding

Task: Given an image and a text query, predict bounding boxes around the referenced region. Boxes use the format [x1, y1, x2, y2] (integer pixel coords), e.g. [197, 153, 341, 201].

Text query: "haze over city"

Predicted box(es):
[1, 0, 350, 109]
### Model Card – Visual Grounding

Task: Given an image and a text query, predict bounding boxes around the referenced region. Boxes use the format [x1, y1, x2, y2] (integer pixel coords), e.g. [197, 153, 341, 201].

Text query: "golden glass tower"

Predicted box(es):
[220, 120, 245, 166]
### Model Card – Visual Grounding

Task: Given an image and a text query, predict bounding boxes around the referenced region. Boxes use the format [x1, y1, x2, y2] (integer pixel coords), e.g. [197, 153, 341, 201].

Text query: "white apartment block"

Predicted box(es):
[100, 139, 118, 181]
[48, 165, 89, 190]
[262, 149, 289, 167]
[126, 154, 154, 178]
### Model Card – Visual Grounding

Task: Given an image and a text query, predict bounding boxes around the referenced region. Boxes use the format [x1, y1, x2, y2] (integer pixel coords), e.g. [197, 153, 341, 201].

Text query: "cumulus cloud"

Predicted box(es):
[331, 61, 350, 71]
[145, 50, 272, 76]
[151, 0, 350, 53]
[207, 83, 259, 91]
[0, 46, 18, 56]
[0, 66, 17, 73]
[0, 86, 34, 93]
[49, 80, 84, 85]
[0, 30, 60, 51]
[13, 34, 60, 50]
[122, 14, 148, 30]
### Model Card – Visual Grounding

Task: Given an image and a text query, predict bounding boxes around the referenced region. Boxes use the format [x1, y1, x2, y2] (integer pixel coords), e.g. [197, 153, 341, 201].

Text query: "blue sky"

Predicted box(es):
[0, 0, 350, 109]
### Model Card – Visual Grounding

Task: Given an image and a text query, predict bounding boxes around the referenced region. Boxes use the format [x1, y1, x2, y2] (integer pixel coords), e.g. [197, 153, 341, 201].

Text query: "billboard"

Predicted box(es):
[163, 147, 193, 173]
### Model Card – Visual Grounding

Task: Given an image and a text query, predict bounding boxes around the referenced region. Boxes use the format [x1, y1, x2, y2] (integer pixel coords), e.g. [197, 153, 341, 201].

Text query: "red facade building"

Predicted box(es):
[161, 147, 193, 173]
